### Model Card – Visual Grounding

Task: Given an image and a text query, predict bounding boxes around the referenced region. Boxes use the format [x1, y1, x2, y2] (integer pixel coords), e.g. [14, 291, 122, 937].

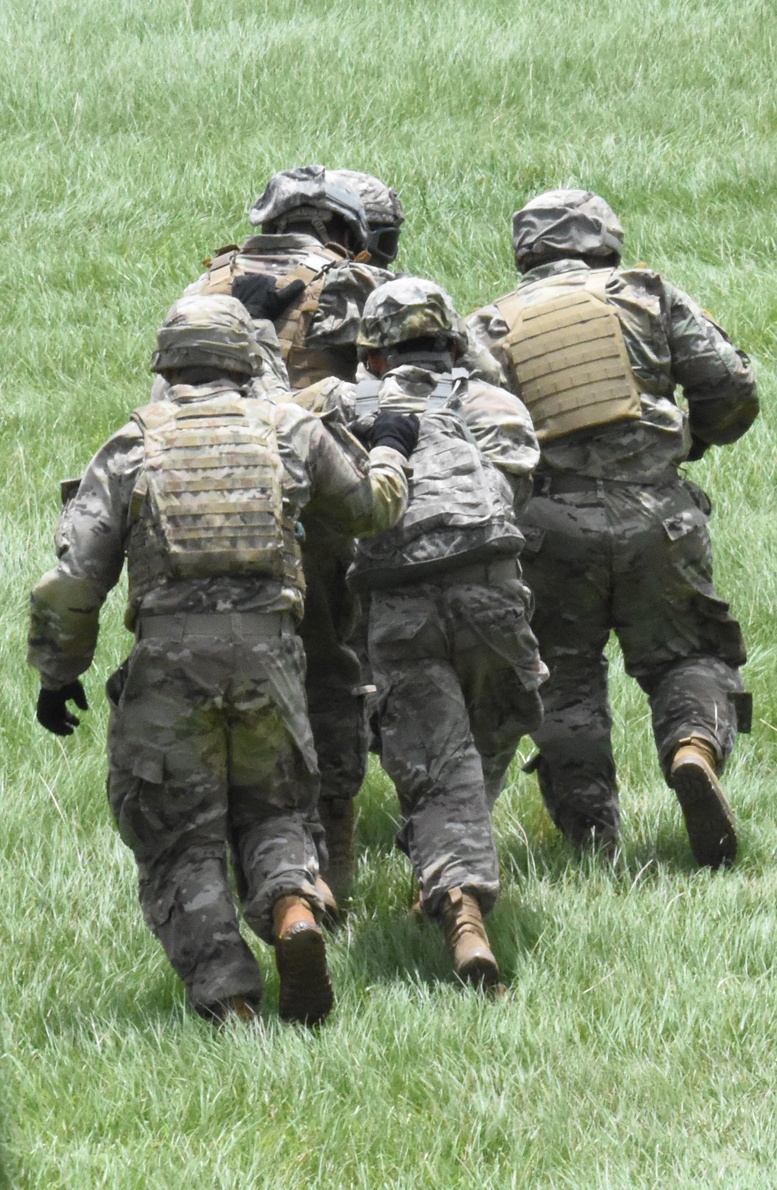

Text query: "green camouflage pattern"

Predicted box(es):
[344, 353, 546, 910]
[521, 478, 746, 848]
[357, 277, 468, 353]
[106, 620, 321, 1012]
[469, 261, 758, 479]
[278, 379, 369, 808]
[347, 363, 540, 587]
[327, 169, 405, 229]
[511, 189, 624, 271]
[29, 385, 409, 690]
[369, 573, 544, 914]
[470, 244, 757, 851]
[29, 378, 408, 1013]
[151, 294, 263, 376]
[247, 163, 370, 250]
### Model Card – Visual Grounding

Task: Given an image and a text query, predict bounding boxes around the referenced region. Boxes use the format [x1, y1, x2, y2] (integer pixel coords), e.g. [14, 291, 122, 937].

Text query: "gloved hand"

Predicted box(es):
[231, 274, 306, 322]
[368, 412, 420, 459]
[36, 681, 88, 736]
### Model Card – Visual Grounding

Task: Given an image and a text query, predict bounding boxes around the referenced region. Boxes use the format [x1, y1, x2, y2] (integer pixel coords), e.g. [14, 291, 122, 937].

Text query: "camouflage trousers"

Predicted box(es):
[298, 519, 368, 814]
[520, 475, 748, 849]
[367, 561, 545, 915]
[107, 612, 323, 1017]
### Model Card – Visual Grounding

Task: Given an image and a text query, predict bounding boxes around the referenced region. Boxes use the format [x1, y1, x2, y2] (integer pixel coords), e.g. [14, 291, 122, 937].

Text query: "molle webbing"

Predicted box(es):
[126, 396, 292, 614]
[203, 245, 347, 378]
[354, 369, 469, 417]
[498, 270, 641, 442]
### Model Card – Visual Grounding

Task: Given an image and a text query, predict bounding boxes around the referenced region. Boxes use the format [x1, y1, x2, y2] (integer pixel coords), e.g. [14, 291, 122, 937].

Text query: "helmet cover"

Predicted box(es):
[151, 294, 262, 376]
[357, 276, 467, 353]
[512, 189, 623, 270]
[248, 163, 369, 250]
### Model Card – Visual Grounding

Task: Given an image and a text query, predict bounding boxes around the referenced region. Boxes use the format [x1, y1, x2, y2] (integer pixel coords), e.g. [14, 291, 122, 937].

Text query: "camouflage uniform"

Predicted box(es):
[28, 296, 409, 1019]
[176, 166, 402, 868]
[469, 190, 758, 856]
[349, 278, 547, 916]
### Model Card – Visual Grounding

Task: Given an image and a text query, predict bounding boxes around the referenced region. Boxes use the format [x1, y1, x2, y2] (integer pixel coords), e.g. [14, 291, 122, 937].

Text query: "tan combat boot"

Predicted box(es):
[438, 887, 502, 992]
[670, 737, 737, 869]
[315, 875, 342, 930]
[273, 894, 333, 1026]
[318, 797, 355, 899]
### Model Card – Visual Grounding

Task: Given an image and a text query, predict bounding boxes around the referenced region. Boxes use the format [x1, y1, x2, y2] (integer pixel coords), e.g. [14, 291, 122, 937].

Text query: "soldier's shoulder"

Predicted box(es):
[615, 264, 667, 294]
[465, 376, 515, 402]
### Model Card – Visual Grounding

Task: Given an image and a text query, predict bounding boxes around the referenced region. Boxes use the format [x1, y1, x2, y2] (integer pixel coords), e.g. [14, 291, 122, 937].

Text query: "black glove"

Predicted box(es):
[368, 412, 420, 459]
[36, 681, 88, 736]
[231, 274, 306, 322]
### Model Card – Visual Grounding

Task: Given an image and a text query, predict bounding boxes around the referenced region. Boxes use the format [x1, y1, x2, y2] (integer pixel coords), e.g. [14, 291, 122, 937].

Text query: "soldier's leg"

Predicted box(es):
[228, 629, 333, 1024]
[614, 479, 748, 866]
[520, 495, 618, 850]
[368, 587, 500, 917]
[298, 523, 367, 894]
[107, 636, 263, 1020]
[447, 570, 546, 809]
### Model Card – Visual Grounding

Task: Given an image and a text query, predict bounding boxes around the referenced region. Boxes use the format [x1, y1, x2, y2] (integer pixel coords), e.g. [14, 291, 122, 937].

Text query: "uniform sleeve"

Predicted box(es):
[28, 428, 142, 688]
[466, 305, 520, 396]
[458, 325, 507, 386]
[294, 413, 408, 537]
[463, 383, 541, 513]
[664, 282, 759, 448]
[307, 262, 393, 349]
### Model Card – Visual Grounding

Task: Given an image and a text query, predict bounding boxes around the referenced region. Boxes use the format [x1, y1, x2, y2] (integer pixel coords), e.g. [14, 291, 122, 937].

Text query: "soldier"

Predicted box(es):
[469, 189, 759, 866]
[345, 277, 547, 990]
[180, 165, 400, 899]
[28, 295, 416, 1026]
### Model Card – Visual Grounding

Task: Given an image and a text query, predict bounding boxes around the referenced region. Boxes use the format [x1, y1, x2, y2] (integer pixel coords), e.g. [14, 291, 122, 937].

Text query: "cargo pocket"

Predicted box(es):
[682, 478, 713, 518]
[691, 588, 747, 668]
[107, 741, 167, 852]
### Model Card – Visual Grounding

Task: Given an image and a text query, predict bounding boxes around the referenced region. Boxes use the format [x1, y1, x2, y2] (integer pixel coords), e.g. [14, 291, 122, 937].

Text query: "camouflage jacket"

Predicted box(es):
[29, 380, 409, 689]
[186, 233, 393, 388]
[341, 365, 540, 588]
[468, 260, 759, 481]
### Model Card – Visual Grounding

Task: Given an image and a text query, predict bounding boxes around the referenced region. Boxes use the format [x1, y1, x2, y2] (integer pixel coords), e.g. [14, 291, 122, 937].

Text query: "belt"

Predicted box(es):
[533, 468, 676, 496]
[436, 557, 519, 586]
[136, 611, 294, 641]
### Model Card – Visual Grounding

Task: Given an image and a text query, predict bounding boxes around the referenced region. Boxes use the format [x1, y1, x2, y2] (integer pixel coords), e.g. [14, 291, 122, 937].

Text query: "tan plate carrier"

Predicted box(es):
[204, 243, 350, 385]
[494, 269, 642, 442]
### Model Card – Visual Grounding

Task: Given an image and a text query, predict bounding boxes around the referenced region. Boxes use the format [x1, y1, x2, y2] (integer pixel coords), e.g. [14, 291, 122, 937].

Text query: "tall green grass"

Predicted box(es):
[2, 0, 777, 1184]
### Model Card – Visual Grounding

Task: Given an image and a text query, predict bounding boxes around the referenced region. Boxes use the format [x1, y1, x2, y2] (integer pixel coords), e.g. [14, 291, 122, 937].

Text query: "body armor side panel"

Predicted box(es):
[496, 270, 641, 442]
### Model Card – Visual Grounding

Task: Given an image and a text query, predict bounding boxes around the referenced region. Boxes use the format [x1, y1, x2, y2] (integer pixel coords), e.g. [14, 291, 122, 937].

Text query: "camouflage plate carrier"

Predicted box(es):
[125, 391, 301, 626]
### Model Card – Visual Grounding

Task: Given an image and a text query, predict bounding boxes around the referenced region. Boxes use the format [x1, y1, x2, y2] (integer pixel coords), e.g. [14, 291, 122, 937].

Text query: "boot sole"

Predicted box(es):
[275, 925, 334, 1026]
[457, 953, 502, 993]
[672, 757, 737, 869]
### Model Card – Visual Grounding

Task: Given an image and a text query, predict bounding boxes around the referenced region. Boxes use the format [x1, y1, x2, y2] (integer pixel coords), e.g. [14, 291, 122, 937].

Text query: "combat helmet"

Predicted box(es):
[329, 169, 405, 265]
[512, 189, 624, 272]
[358, 276, 467, 370]
[151, 294, 263, 377]
[248, 164, 370, 252]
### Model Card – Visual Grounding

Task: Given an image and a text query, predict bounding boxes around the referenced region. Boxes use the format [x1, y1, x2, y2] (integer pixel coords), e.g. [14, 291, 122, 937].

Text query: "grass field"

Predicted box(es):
[3, 0, 777, 1184]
